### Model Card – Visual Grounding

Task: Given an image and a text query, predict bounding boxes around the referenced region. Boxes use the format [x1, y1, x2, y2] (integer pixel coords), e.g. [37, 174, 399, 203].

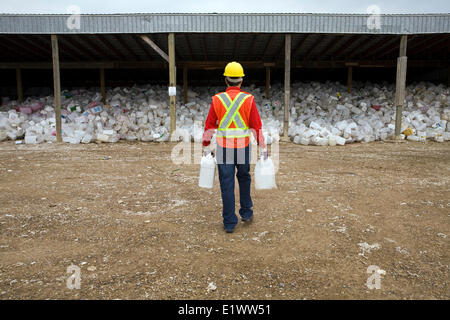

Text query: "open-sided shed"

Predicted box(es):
[1, 13, 449, 141]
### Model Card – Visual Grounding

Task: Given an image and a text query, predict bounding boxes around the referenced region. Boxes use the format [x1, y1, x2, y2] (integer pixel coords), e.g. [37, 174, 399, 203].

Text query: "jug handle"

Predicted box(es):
[203, 151, 215, 158]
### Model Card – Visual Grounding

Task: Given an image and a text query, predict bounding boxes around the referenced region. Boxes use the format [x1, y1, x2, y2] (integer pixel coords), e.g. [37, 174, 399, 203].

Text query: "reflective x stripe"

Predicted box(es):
[216, 92, 250, 131]
[217, 93, 232, 108]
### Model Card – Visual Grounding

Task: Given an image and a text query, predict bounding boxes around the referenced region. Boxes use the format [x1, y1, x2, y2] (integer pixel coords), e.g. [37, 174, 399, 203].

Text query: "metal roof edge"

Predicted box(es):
[1, 13, 449, 35]
[0, 13, 449, 16]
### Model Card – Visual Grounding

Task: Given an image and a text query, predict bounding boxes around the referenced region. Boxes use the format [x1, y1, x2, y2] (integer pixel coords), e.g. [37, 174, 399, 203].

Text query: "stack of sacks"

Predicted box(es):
[284, 82, 449, 145]
[0, 81, 449, 145]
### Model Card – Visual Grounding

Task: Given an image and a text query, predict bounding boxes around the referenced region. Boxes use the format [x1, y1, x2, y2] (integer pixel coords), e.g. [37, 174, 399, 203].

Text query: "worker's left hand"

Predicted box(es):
[261, 148, 268, 160]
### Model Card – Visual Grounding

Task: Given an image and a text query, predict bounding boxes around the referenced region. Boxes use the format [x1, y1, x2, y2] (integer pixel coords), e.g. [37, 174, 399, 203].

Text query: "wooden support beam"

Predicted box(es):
[399, 35, 408, 57]
[380, 35, 417, 58]
[1, 60, 446, 70]
[394, 35, 408, 138]
[292, 59, 447, 68]
[168, 33, 176, 136]
[284, 34, 291, 141]
[183, 65, 188, 105]
[265, 66, 271, 99]
[0, 61, 117, 69]
[182, 61, 270, 69]
[100, 68, 106, 104]
[401, 35, 438, 57]
[16, 68, 23, 104]
[141, 35, 169, 63]
[347, 66, 353, 93]
[51, 35, 62, 143]
[155, 33, 181, 61]
[132, 34, 155, 59]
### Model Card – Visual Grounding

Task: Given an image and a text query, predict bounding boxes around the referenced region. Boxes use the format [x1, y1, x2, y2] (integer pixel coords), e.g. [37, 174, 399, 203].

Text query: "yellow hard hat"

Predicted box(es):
[223, 61, 245, 77]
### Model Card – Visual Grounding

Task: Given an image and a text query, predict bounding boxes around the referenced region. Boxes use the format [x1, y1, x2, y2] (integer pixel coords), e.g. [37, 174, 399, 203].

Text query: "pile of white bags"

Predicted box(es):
[0, 81, 449, 145]
[280, 82, 450, 145]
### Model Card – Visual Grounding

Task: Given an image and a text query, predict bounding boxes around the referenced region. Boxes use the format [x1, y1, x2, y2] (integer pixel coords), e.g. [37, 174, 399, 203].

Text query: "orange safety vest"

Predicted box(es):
[212, 91, 254, 148]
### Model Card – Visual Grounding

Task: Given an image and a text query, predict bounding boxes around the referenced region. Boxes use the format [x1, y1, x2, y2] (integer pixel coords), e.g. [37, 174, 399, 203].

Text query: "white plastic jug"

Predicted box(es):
[198, 153, 216, 189]
[254, 157, 277, 190]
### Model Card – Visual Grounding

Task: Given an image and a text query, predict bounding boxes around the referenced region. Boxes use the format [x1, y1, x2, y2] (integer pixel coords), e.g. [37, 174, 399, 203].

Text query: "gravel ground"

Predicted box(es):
[0, 140, 449, 299]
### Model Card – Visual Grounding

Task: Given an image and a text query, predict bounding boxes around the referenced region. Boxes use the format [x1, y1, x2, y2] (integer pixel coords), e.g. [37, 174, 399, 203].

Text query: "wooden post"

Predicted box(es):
[283, 34, 291, 141]
[183, 65, 188, 105]
[347, 66, 353, 93]
[16, 68, 23, 104]
[51, 34, 62, 143]
[100, 68, 106, 104]
[265, 66, 271, 99]
[394, 35, 408, 138]
[168, 33, 176, 136]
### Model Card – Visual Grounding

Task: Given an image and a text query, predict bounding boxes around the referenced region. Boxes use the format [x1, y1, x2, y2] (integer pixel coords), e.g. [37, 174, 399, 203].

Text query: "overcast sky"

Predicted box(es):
[0, 0, 449, 14]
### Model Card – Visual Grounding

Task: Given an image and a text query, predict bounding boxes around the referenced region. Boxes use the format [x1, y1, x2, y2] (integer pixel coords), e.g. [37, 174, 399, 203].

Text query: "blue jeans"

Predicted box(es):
[216, 145, 253, 230]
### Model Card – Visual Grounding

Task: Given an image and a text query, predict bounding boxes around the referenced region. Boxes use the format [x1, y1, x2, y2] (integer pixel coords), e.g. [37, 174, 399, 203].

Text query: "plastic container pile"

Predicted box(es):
[0, 81, 449, 145]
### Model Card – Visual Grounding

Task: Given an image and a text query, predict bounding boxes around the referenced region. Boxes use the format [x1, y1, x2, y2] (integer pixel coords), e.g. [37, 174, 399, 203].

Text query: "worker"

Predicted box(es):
[202, 61, 267, 234]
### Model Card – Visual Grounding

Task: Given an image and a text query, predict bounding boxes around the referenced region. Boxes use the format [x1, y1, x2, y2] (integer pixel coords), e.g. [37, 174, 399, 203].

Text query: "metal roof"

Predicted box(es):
[0, 13, 449, 35]
[0, 33, 448, 68]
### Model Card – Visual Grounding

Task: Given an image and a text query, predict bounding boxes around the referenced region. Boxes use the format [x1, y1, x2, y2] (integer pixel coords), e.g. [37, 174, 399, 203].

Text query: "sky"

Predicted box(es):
[0, 0, 449, 14]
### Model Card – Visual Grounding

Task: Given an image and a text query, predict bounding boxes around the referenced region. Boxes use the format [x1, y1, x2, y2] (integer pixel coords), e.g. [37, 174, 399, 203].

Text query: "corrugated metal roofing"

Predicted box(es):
[0, 13, 449, 35]
[0, 33, 448, 65]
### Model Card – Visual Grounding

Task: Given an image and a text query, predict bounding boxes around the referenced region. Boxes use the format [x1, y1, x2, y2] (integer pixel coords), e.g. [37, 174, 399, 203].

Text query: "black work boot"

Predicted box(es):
[242, 216, 254, 224]
[224, 226, 235, 233]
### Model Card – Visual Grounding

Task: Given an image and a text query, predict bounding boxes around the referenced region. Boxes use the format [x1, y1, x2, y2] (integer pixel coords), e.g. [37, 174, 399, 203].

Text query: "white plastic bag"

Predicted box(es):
[254, 157, 277, 190]
[198, 153, 216, 189]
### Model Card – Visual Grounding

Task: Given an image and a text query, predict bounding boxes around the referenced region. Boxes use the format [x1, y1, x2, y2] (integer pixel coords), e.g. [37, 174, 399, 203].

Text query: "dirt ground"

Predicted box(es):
[0, 140, 449, 300]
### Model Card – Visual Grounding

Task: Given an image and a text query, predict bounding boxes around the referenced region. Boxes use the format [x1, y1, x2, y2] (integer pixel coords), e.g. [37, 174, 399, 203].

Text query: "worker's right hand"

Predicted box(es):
[203, 146, 214, 157]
